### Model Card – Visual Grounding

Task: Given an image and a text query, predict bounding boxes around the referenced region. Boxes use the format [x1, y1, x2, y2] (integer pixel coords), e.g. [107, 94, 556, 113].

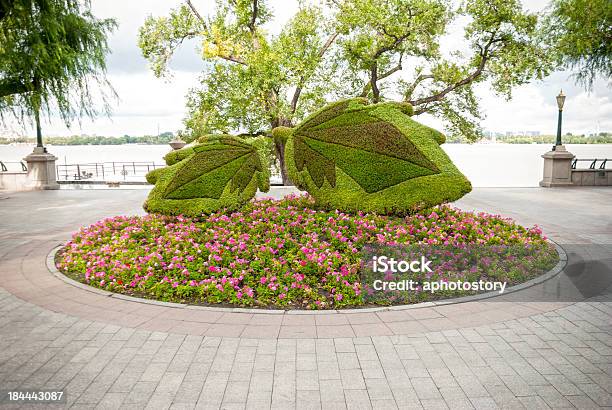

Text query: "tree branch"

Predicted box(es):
[221, 54, 247, 65]
[185, 0, 206, 27]
[249, 0, 259, 34]
[290, 32, 339, 114]
[250, 0, 261, 49]
[409, 31, 498, 107]
[0, 79, 31, 98]
[373, 31, 411, 59]
[359, 21, 412, 101]
[318, 32, 339, 58]
[403, 73, 434, 99]
[360, 61, 403, 97]
[184, 0, 246, 64]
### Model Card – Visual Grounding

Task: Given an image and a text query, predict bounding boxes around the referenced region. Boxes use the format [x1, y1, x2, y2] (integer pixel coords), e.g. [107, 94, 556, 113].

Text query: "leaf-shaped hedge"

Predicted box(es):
[293, 99, 440, 193]
[284, 98, 471, 214]
[144, 136, 270, 216]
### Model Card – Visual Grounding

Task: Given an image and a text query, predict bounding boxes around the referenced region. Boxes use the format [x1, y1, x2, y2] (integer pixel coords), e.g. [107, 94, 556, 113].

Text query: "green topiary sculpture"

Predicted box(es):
[281, 98, 472, 214]
[145, 99, 470, 216]
[144, 136, 270, 216]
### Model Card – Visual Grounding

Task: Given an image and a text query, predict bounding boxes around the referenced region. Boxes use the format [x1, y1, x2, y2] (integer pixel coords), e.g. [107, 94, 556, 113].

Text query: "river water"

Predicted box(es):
[1, 143, 611, 187]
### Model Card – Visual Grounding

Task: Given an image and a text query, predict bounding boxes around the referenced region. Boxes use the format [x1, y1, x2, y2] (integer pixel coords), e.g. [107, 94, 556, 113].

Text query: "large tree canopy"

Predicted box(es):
[542, 0, 612, 89]
[0, 0, 116, 143]
[139, 0, 551, 182]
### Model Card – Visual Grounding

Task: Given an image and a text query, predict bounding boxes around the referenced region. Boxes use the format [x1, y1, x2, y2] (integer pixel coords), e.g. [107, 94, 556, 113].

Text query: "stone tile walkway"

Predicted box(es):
[0, 187, 611, 409]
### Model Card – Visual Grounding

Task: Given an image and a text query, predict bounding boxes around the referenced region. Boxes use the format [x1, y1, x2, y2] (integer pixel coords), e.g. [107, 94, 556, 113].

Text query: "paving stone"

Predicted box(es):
[2, 189, 612, 410]
[517, 396, 551, 409]
[411, 377, 442, 400]
[318, 361, 341, 380]
[340, 369, 366, 390]
[344, 389, 372, 410]
[338, 353, 360, 370]
[419, 398, 448, 409]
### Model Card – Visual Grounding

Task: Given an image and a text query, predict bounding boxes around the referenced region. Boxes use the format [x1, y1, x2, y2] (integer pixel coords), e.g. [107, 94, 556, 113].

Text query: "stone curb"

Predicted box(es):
[47, 240, 568, 315]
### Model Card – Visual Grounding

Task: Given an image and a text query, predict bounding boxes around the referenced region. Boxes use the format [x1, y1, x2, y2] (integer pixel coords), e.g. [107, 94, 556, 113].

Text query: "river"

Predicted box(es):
[1, 143, 611, 187]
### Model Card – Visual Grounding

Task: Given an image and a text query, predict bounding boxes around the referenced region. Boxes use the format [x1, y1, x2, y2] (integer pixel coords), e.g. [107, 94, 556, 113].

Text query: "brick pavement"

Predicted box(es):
[0, 187, 610, 409]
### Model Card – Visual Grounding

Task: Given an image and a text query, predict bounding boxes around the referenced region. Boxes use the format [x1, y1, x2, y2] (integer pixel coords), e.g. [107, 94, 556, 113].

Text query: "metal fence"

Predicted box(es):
[572, 158, 609, 170]
[56, 161, 164, 181]
[0, 161, 27, 172]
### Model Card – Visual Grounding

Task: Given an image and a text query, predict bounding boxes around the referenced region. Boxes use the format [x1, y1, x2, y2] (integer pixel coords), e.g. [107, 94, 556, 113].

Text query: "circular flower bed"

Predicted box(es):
[57, 195, 559, 309]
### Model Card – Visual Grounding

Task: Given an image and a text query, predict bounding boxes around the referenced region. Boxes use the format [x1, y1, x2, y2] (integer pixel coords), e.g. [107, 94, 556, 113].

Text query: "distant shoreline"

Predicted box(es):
[1, 133, 611, 146]
[4, 141, 612, 146]
[0, 133, 175, 146]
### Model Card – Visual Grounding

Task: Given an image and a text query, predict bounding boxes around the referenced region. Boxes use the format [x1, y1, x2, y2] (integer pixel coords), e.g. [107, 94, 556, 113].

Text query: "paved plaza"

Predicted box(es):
[0, 187, 611, 409]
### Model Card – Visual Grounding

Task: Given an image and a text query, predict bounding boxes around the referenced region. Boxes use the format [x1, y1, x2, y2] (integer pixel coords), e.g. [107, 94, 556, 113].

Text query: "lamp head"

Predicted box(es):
[556, 90, 566, 111]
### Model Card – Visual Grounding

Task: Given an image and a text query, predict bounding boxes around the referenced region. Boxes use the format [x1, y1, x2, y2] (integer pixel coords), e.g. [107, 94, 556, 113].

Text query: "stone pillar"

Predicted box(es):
[23, 147, 60, 190]
[539, 145, 575, 187]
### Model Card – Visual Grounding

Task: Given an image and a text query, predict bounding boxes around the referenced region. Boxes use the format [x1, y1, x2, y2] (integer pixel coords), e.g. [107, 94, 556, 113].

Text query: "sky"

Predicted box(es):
[3, 0, 611, 138]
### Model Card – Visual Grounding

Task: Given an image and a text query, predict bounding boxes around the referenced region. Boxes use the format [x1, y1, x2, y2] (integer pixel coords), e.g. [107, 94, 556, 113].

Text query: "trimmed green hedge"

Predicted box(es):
[144, 100, 470, 217]
[144, 136, 270, 216]
[283, 98, 471, 214]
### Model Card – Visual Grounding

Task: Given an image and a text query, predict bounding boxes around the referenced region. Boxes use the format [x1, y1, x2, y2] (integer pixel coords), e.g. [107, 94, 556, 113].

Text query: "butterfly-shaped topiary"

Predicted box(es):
[144, 98, 471, 216]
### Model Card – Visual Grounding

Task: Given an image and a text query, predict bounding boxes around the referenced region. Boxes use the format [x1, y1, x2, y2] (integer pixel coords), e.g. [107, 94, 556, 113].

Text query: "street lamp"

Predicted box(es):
[554, 90, 566, 151]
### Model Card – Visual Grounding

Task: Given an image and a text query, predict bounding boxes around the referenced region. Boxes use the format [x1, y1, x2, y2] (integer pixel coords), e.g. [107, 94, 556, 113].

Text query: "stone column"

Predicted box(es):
[23, 147, 60, 190]
[539, 145, 575, 187]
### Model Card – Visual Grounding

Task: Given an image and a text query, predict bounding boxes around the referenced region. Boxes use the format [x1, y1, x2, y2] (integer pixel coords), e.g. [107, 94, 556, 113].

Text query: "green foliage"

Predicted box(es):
[284, 98, 472, 215]
[144, 136, 270, 216]
[542, 0, 612, 89]
[139, 0, 551, 152]
[140, 2, 337, 136]
[0, 0, 116, 125]
[399, 0, 551, 141]
[138, 4, 201, 78]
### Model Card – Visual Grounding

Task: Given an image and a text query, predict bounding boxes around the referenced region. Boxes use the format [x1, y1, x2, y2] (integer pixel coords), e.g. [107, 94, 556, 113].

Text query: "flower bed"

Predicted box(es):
[57, 195, 559, 309]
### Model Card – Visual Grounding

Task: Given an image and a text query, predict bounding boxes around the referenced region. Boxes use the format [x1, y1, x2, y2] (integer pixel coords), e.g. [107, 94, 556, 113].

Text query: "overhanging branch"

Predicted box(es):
[0, 79, 31, 98]
[409, 30, 499, 108]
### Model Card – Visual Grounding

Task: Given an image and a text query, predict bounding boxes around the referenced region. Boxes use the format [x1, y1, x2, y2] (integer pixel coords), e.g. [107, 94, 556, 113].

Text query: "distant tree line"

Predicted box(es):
[0, 132, 174, 145]
[490, 133, 612, 144]
[4, 132, 609, 145]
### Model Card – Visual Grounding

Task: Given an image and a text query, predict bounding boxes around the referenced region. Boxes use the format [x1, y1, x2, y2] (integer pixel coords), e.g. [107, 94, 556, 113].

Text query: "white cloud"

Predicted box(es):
[35, 71, 196, 137]
[477, 75, 612, 135]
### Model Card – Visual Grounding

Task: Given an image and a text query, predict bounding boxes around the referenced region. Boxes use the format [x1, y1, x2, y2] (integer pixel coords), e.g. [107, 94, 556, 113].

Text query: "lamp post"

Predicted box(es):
[540, 89, 574, 187]
[554, 90, 566, 150]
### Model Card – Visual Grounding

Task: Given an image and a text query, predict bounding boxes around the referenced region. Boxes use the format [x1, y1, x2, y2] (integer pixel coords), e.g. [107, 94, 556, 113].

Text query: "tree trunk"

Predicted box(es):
[35, 106, 43, 148]
[272, 117, 293, 186]
[274, 138, 291, 185]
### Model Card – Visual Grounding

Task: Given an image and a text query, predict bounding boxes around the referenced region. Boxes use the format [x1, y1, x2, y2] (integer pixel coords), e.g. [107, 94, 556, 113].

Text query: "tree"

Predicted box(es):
[542, 0, 612, 89]
[139, 0, 551, 184]
[0, 0, 116, 148]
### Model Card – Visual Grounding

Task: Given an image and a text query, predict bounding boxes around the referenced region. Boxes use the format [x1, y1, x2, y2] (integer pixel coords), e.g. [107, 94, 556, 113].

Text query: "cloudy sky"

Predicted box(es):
[8, 0, 612, 137]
